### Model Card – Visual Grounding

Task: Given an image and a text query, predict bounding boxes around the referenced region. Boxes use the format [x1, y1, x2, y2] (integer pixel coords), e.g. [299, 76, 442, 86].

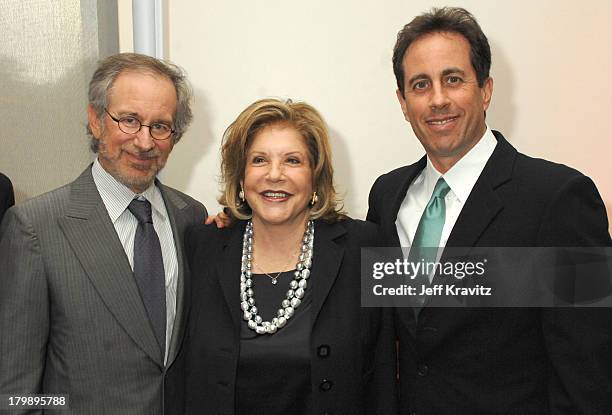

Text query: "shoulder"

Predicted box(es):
[187, 222, 233, 244]
[507, 151, 610, 245]
[368, 158, 424, 215]
[341, 217, 381, 239]
[163, 186, 206, 209]
[0, 172, 13, 190]
[492, 132, 587, 195]
[514, 152, 584, 187]
[318, 217, 382, 247]
[371, 162, 420, 191]
[12, 183, 71, 221]
[159, 184, 208, 221]
[509, 152, 603, 205]
[186, 220, 245, 255]
[0, 183, 72, 239]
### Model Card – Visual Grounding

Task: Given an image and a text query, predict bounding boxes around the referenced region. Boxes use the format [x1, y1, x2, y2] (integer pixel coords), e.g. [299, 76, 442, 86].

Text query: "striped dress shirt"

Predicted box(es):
[92, 159, 178, 364]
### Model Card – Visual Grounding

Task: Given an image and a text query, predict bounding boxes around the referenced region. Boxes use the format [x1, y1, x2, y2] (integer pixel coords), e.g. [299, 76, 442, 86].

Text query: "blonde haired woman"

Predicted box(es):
[179, 99, 396, 415]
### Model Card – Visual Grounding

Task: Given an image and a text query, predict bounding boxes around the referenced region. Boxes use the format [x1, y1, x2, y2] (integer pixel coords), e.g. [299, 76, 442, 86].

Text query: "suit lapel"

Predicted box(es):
[387, 157, 427, 246]
[217, 222, 246, 336]
[445, 131, 515, 248]
[159, 184, 189, 367]
[57, 168, 163, 367]
[383, 159, 426, 334]
[422, 131, 516, 311]
[310, 221, 346, 330]
[397, 133, 516, 321]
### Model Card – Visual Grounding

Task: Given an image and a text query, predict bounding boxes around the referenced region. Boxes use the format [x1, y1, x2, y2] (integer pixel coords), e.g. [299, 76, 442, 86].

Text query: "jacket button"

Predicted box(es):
[417, 364, 428, 377]
[317, 345, 330, 358]
[319, 379, 333, 391]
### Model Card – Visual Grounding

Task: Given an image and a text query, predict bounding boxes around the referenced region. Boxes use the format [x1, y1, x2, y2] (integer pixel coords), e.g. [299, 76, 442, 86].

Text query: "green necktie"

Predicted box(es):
[409, 177, 451, 309]
[412, 177, 451, 251]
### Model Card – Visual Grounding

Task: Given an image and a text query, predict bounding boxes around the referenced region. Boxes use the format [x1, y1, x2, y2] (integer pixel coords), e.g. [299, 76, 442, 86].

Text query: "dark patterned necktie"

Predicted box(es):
[128, 198, 166, 358]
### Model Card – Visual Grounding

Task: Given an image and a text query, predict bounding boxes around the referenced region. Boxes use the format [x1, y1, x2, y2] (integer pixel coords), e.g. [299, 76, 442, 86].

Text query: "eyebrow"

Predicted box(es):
[248, 150, 306, 156]
[407, 67, 466, 85]
[114, 110, 140, 117]
[246, 150, 309, 158]
[442, 67, 465, 77]
[115, 111, 173, 125]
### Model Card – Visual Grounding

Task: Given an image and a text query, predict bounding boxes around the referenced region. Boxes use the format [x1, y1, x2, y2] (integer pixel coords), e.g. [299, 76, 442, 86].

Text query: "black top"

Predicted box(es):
[236, 270, 313, 415]
[0, 172, 15, 225]
[179, 219, 397, 415]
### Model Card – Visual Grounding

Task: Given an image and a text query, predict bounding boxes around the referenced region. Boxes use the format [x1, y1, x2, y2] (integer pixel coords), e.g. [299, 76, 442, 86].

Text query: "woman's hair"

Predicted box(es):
[219, 98, 345, 222]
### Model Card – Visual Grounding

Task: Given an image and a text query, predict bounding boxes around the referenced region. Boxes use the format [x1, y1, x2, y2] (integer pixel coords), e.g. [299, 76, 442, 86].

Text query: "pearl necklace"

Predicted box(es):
[240, 220, 314, 335]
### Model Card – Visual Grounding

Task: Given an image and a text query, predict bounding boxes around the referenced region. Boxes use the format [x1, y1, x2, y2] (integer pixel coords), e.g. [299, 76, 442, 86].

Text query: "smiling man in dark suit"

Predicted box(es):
[367, 7, 612, 414]
[0, 53, 207, 414]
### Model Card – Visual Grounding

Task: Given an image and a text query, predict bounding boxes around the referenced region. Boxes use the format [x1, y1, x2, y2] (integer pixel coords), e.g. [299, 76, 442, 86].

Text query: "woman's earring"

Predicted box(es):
[310, 191, 318, 206]
[236, 188, 245, 207]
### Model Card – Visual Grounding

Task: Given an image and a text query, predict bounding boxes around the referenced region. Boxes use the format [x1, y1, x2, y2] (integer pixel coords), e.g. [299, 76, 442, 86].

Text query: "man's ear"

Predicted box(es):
[396, 89, 410, 122]
[481, 77, 493, 112]
[87, 104, 103, 139]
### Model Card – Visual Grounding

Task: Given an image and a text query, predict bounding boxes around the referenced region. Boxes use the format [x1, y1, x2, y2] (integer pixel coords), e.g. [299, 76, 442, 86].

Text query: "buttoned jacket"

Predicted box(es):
[0, 166, 207, 415]
[175, 219, 397, 415]
[367, 131, 612, 414]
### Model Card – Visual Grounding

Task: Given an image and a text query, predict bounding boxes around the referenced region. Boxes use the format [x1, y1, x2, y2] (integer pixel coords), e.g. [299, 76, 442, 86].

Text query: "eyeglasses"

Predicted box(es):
[105, 108, 175, 141]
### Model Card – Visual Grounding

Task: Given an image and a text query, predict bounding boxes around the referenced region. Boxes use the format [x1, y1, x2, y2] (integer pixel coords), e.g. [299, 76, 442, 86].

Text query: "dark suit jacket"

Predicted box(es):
[0, 172, 15, 225]
[367, 131, 612, 415]
[0, 166, 207, 415]
[175, 219, 397, 415]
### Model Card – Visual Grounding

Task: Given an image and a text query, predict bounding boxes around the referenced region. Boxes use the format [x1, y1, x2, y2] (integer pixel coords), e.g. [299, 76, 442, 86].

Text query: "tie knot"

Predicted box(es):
[432, 177, 451, 199]
[128, 199, 153, 224]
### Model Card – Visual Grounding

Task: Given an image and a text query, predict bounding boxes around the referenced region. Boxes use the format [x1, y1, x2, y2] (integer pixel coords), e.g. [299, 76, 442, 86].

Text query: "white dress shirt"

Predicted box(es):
[92, 158, 178, 364]
[396, 128, 498, 258]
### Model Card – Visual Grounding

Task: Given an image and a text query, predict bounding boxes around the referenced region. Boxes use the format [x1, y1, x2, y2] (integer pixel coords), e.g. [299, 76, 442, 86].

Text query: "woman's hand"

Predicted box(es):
[204, 209, 234, 228]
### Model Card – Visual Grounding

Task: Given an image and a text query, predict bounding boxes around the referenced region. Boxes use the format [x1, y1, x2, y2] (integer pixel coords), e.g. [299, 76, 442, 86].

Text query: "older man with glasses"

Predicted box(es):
[0, 53, 207, 415]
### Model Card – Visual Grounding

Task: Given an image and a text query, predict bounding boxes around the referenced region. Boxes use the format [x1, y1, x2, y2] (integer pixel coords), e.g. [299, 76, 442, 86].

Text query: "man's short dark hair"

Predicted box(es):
[393, 7, 491, 96]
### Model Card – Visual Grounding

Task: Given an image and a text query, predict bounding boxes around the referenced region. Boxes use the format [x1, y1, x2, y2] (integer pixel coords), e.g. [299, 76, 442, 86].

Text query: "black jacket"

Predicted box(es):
[0, 172, 15, 224]
[367, 131, 612, 414]
[172, 218, 397, 415]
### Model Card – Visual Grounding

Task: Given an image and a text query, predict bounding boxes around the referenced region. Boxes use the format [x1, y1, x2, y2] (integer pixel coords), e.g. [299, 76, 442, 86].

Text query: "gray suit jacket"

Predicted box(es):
[0, 166, 207, 415]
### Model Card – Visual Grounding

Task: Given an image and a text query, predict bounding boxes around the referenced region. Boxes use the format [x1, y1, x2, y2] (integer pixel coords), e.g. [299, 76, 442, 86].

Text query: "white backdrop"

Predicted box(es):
[120, 0, 612, 224]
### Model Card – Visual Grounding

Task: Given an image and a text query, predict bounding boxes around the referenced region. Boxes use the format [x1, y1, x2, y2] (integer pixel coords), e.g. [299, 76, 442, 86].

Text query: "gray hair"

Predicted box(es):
[86, 53, 193, 152]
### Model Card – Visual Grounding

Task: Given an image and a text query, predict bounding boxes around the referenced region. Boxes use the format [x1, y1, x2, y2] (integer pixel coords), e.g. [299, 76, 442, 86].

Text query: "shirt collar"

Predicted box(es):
[424, 127, 497, 203]
[91, 158, 167, 223]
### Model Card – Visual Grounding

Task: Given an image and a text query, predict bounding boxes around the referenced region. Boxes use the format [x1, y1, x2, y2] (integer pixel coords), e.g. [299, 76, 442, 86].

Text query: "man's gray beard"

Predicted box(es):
[98, 143, 165, 193]
[114, 163, 165, 192]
